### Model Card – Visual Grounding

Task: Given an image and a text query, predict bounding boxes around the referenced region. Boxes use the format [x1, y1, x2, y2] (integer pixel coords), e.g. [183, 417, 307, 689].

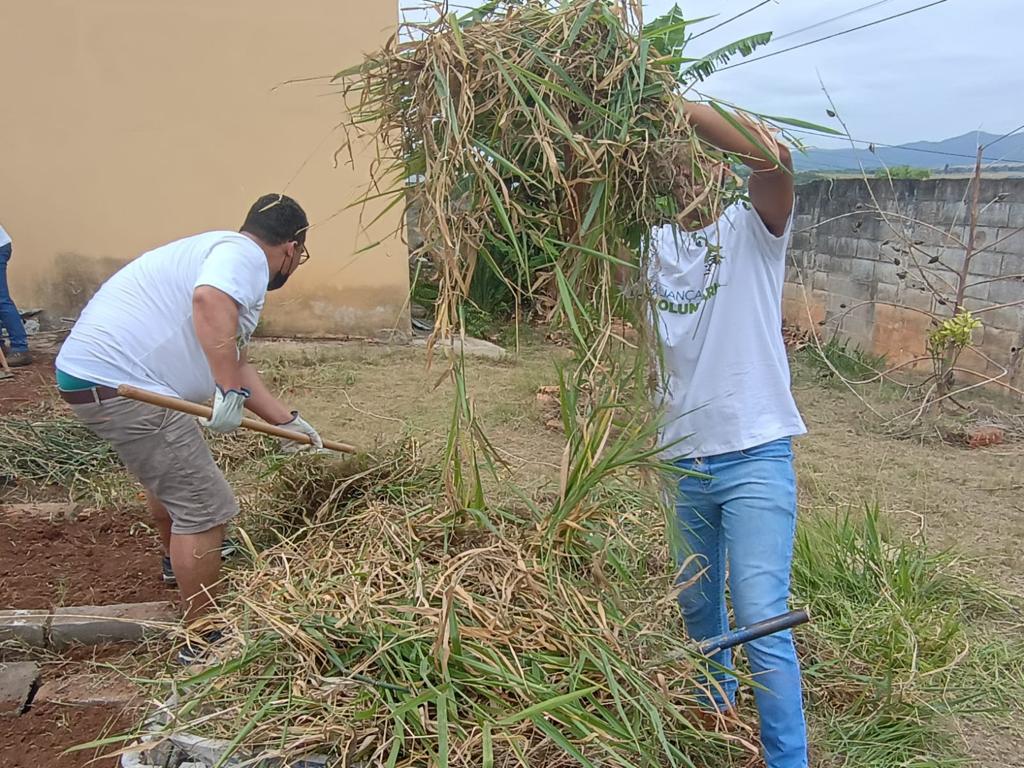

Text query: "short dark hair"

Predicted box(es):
[241, 194, 309, 246]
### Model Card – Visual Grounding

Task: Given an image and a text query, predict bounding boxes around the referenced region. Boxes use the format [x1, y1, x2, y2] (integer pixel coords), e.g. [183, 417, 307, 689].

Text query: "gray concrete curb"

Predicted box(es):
[0, 662, 40, 716]
[0, 601, 176, 649]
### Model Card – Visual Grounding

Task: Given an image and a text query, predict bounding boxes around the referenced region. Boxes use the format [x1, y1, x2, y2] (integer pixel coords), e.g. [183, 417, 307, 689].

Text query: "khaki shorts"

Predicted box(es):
[71, 397, 238, 535]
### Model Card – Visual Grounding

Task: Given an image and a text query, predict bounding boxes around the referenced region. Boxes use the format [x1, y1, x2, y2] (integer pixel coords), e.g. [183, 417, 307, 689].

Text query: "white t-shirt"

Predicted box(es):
[56, 231, 268, 402]
[0, 223, 10, 248]
[650, 202, 806, 459]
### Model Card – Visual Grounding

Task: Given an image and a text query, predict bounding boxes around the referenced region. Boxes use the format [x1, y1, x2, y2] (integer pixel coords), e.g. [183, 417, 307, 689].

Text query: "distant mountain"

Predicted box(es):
[793, 131, 1024, 172]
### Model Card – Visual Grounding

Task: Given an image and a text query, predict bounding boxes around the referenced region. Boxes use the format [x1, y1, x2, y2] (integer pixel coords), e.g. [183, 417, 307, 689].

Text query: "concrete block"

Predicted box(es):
[980, 327, 1021, 356]
[874, 261, 901, 286]
[410, 336, 507, 361]
[35, 673, 141, 707]
[858, 239, 886, 262]
[986, 277, 1024, 309]
[0, 610, 49, 647]
[979, 306, 1024, 335]
[794, 214, 815, 232]
[963, 279, 991, 303]
[933, 246, 966, 274]
[974, 201, 1012, 229]
[938, 198, 970, 227]
[903, 288, 936, 313]
[871, 303, 933, 366]
[831, 257, 875, 284]
[875, 282, 900, 304]
[966, 250, 1003, 277]
[993, 225, 1023, 256]
[813, 271, 829, 292]
[913, 200, 943, 224]
[790, 232, 812, 252]
[832, 236, 861, 259]
[0, 662, 40, 717]
[970, 226, 1000, 251]
[50, 602, 176, 649]
[827, 275, 872, 302]
[1002, 249, 1024, 274]
[790, 249, 815, 271]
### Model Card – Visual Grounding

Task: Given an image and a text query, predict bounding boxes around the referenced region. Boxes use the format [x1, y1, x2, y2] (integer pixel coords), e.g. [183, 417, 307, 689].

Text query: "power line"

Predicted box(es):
[772, 0, 901, 43]
[688, 0, 774, 42]
[712, 0, 949, 73]
[985, 121, 1024, 151]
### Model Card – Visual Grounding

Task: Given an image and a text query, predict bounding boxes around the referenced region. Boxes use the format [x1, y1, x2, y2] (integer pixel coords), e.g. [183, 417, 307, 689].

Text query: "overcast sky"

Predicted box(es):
[400, 0, 1023, 149]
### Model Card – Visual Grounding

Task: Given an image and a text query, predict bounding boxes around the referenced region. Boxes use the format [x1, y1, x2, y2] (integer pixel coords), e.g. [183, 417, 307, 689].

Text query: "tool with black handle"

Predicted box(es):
[697, 608, 811, 656]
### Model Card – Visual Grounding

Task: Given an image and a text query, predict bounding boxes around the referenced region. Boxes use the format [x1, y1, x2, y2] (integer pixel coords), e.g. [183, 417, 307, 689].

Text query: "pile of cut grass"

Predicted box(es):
[137, 440, 755, 768]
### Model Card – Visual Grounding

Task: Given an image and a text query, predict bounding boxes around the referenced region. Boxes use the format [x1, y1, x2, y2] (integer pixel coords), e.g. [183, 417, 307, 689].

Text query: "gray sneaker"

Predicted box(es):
[5, 350, 33, 367]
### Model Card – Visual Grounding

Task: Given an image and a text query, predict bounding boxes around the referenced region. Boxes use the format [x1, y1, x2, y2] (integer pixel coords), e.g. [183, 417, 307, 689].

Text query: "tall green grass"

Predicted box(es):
[793, 508, 1023, 766]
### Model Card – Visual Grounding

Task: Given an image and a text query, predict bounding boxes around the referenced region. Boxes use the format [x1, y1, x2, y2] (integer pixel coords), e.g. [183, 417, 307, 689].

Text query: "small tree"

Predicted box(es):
[854, 147, 1023, 412]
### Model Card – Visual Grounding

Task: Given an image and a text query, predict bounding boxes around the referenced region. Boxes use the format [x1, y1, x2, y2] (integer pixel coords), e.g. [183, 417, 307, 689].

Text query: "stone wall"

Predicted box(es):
[784, 177, 1024, 391]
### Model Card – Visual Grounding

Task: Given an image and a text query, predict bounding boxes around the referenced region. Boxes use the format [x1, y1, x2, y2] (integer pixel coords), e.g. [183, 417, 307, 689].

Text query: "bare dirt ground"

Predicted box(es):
[790, 373, 1024, 594]
[0, 352, 59, 416]
[0, 506, 166, 609]
[0, 702, 135, 768]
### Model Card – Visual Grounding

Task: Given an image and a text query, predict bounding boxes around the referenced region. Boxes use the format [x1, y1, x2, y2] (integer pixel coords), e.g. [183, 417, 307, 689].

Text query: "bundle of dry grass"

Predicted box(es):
[337, 0, 763, 354]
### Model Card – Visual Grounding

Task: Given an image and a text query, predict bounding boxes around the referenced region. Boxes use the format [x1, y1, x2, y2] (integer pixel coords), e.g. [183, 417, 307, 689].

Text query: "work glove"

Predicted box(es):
[200, 386, 251, 433]
[277, 411, 324, 453]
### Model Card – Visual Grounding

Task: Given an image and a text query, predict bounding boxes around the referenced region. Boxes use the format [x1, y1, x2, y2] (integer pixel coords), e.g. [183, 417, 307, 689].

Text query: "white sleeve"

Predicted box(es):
[194, 242, 267, 311]
[741, 201, 793, 259]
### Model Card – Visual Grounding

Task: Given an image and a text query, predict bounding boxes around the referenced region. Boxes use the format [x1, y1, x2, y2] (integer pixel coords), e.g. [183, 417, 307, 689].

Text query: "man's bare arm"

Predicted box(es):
[684, 102, 795, 236]
[239, 361, 293, 425]
[192, 286, 245, 393]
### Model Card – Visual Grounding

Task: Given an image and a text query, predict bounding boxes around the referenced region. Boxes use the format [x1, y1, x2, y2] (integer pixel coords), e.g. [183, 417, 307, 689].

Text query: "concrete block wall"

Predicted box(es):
[784, 178, 1024, 392]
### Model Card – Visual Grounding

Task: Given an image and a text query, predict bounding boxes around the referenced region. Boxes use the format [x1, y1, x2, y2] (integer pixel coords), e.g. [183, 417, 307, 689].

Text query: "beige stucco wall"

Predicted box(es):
[0, 0, 409, 338]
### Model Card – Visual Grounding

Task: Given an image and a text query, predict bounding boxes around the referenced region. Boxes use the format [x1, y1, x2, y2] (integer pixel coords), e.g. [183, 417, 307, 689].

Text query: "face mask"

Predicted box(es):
[267, 270, 291, 291]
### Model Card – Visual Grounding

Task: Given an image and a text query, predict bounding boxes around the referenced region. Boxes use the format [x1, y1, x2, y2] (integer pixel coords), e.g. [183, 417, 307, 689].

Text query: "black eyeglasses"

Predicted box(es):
[294, 241, 311, 265]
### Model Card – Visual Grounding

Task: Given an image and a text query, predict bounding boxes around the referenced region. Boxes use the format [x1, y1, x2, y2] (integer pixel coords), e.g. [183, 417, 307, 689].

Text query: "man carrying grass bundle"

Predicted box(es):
[652, 102, 807, 768]
[54, 194, 323, 664]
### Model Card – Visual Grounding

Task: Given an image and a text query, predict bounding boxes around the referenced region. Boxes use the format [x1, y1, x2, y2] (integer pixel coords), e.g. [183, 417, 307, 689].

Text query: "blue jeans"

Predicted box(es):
[0, 243, 29, 352]
[673, 437, 807, 768]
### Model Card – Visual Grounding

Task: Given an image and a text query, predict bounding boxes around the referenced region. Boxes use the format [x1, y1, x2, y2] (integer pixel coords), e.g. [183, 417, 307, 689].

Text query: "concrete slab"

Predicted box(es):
[411, 335, 508, 361]
[35, 673, 141, 707]
[0, 502, 81, 520]
[0, 661, 40, 716]
[0, 609, 50, 647]
[50, 602, 176, 649]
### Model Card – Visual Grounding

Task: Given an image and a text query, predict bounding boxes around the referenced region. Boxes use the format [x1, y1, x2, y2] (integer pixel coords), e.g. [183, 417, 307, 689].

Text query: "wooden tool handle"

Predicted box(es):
[116, 384, 357, 455]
